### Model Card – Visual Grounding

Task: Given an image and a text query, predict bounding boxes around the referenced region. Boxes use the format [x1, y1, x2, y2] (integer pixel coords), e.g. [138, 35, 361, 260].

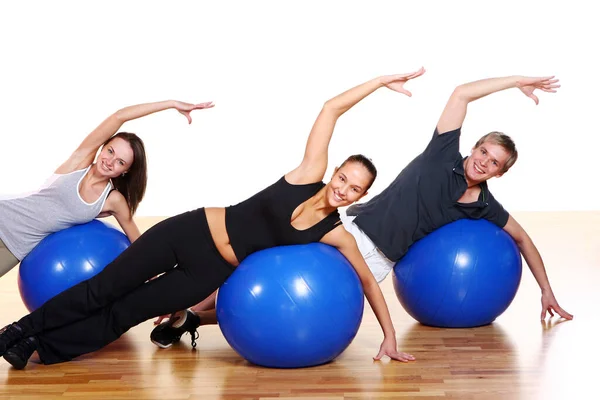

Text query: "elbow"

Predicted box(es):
[322, 99, 343, 116]
[451, 85, 471, 102]
[512, 232, 529, 249]
[513, 238, 525, 250]
[360, 274, 379, 294]
[112, 109, 128, 124]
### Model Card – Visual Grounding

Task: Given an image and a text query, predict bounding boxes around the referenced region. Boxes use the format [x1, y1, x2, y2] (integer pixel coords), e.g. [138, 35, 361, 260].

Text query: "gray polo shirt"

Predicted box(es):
[347, 127, 509, 262]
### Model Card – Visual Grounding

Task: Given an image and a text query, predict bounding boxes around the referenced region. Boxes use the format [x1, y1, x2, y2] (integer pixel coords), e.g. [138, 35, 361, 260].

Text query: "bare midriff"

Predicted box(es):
[204, 207, 240, 267]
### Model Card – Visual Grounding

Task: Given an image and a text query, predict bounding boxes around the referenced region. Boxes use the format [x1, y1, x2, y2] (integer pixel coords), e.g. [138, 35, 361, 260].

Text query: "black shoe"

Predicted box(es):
[0, 323, 25, 357]
[150, 310, 201, 349]
[3, 336, 37, 370]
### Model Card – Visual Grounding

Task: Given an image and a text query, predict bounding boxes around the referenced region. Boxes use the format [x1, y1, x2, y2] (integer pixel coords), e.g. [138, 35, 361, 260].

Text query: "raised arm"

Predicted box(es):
[320, 227, 416, 362]
[503, 215, 573, 321]
[437, 75, 560, 134]
[56, 100, 214, 174]
[286, 68, 425, 184]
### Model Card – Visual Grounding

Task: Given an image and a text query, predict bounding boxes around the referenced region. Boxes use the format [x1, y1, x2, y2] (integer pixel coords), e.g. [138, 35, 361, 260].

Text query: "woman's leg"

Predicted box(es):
[150, 287, 220, 349]
[192, 309, 217, 326]
[5, 208, 235, 366]
[153, 289, 219, 325]
[16, 210, 204, 337]
[34, 259, 232, 364]
[192, 291, 218, 325]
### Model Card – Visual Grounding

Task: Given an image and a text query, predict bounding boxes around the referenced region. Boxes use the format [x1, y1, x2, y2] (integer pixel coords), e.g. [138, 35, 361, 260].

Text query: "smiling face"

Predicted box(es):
[95, 137, 135, 178]
[464, 140, 511, 184]
[325, 161, 374, 208]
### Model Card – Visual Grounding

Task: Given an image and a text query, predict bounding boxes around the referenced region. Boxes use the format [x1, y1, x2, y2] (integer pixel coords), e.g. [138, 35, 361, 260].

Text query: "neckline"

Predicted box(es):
[77, 166, 112, 206]
[289, 201, 337, 232]
[285, 180, 337, 232]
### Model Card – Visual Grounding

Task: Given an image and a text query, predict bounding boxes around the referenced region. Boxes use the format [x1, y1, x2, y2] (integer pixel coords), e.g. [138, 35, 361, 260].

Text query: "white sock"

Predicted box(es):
[171, 310, 188, 328]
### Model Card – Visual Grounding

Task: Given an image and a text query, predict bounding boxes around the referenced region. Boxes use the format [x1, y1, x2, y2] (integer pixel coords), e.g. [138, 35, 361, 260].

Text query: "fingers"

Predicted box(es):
[397, 67, 426, 81]
[542, 303, 555, 318]
[387, 352, 416, 362]
[539, 84, 561, 93]
[520, 76, 559, 88]
[195, 101, 215, 109]
[177, 110, 193, 124]
[392, 352, 416, 362]
[373, 350, 416, 362]
[540, 82, 560, 88]
[383, 83, 413, 96]
[538, 79, 560, 92]
[405, 67, 426, 79]
[154, 316, 165, 325]
[529, 93, 540, 105]
[537, 78, 560, 89]
[533, 75, 556, 83]
[554, 305, 574, 320]
[542, 304, 574, 321]
[373, 349, 385, 361]
[177, 102, 214, 124]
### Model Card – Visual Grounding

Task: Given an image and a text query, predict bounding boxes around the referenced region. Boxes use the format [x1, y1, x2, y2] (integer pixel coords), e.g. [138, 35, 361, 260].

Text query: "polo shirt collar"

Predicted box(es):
[452, 156, 490, 207]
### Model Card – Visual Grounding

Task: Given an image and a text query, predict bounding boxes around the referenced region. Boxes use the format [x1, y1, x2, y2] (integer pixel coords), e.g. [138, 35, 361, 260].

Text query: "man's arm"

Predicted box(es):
[503, 215, 573, 321]
[437, 75, 560, 134]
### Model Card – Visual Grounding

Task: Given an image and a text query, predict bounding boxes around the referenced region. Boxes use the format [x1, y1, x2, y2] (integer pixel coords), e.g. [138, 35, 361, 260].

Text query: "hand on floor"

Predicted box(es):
[373, 337, 416, 363]
[541, 291, 573, 321]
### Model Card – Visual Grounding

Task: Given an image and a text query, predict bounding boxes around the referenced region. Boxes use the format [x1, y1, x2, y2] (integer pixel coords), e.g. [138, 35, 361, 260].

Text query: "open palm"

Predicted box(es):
[517, 76, 560, 105]
[380, 67, 426, 96]
[176, 101, 215, 124]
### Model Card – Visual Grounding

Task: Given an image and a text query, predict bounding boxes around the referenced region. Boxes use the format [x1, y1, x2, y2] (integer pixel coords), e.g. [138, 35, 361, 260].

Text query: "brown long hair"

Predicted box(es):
[103, 132, 147, 215]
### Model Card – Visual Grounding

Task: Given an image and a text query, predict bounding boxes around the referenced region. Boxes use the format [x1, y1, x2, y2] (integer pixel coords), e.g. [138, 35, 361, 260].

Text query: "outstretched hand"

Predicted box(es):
[373, 337, 416, 363]
[517, 76, 560, 105]
[380, 67, 426, 97]
[541, 290, 573, 321]
[174, 101, 215, 124]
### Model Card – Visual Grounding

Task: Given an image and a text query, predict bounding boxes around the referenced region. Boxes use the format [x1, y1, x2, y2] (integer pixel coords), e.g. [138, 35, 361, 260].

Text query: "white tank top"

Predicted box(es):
[0, 166, 112, 260]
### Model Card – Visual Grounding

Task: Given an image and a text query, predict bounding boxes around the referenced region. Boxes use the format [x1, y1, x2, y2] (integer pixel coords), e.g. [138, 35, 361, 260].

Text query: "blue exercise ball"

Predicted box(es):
[216, 243, 364, 368]
[392, 219, 522, 328]
[18, 219, 130, 311]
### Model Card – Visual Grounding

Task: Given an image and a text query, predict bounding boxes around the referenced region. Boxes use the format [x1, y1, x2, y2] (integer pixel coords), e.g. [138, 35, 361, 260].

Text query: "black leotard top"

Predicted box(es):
[225, 176, 341, 262]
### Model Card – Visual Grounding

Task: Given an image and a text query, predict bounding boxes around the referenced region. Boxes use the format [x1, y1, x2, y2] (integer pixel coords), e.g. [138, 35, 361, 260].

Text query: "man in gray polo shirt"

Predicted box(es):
[345, 74, 573, 321]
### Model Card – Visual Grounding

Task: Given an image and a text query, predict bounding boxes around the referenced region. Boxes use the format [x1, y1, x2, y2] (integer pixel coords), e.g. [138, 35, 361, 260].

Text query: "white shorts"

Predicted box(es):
[339, 209, 395, 283]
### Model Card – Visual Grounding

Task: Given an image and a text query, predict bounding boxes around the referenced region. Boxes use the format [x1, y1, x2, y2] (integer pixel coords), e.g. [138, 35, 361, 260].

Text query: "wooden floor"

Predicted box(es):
[1, 211, 598, 399]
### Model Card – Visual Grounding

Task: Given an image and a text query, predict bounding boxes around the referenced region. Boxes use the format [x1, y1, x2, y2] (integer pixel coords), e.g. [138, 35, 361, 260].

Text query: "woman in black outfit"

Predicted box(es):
[0, 68, 425, 369]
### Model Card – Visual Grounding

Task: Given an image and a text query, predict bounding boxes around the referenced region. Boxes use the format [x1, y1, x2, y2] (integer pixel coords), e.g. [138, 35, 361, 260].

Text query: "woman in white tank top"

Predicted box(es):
[0, 99, 214, 277]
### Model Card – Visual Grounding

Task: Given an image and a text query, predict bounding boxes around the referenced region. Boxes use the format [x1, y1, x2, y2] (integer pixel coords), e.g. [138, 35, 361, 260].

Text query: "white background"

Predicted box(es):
[1, 0, 597, 216]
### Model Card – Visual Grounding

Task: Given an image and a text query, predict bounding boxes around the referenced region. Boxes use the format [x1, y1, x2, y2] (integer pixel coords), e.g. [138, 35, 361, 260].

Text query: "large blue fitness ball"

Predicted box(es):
[392, 219, 522, 328]
[216, 243, 364, 368]
[18, 219, 130, 311]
